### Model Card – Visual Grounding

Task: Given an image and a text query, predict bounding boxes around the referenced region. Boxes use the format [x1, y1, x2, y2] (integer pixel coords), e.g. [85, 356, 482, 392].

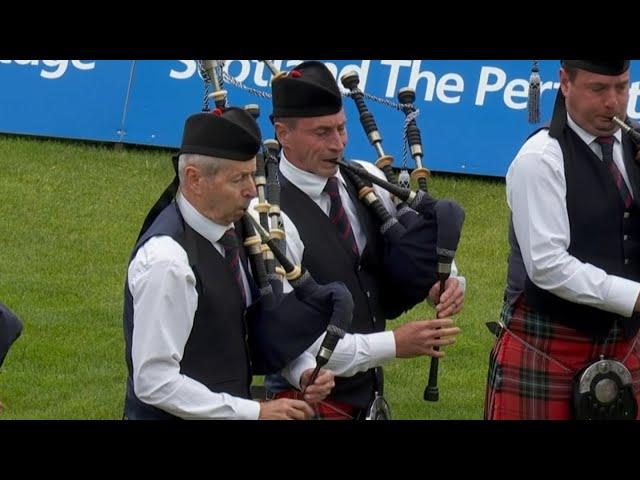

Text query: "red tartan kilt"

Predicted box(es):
[485, 296, 640, 420]
[274, 390, 357, 420]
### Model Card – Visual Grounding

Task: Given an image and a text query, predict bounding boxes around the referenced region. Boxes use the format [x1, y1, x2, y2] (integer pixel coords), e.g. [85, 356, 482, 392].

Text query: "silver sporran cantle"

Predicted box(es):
[365, 392, 392, 420]
[572, 355, 637, 420]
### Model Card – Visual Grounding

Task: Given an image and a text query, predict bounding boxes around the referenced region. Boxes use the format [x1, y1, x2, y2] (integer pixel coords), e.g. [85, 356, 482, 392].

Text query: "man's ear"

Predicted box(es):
[274, 121, 289, 148]
[184, 164, 202, 194]
[559, 68, 570, 97]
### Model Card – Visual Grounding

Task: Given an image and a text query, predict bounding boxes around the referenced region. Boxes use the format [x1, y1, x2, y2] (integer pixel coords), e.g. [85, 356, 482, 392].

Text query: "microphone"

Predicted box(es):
[424, 199, 465, 402]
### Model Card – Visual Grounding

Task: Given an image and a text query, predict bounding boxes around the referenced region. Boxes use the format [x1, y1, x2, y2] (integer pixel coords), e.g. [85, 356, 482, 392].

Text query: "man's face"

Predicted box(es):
[276, 109, 348, 177]
[198, 157, 257, 225]
[561, 68, 630, 136]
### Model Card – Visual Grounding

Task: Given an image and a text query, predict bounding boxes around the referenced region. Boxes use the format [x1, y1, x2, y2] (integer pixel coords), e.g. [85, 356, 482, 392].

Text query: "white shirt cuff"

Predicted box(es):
[606, 275, 640, 317]
[235, 397, 262, 420]
[368, 330, 396, 362]
[281, 351, 316, 390]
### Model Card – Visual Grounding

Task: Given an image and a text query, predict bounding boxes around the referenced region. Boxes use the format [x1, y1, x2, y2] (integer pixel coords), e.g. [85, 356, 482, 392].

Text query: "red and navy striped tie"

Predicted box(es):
[596, 136, 633, 209]
[324, 176, 359, 256]
[219, 228, 247, 305]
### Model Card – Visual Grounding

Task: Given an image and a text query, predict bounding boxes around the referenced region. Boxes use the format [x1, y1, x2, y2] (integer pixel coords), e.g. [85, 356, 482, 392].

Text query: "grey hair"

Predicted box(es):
[178, 153, 225, 185]
[272, 117, 299, 130]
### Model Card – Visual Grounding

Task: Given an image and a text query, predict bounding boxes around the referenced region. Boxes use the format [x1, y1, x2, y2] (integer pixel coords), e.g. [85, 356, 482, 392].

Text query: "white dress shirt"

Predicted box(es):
[252, 153, 466, 379]
[506, 114, 640, 317]
[128, 193, 309, 419]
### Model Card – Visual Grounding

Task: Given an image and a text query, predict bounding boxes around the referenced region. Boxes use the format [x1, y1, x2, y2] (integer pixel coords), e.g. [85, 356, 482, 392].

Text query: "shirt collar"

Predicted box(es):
[567, 113, 622, 146]
[279, 150, 347, 200]
[176, 192, 233, 245]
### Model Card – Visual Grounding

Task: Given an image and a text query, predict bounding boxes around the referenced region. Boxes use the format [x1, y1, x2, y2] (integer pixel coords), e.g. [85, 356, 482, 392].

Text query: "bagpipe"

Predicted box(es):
[198, 60, 354, 379]
[253, 60, 466, 401]
[242, 104, 286, 296]
[255, 61, 439, 317]
[225, 60, 465, 403]
[611, 115, 640, 162]
[338, 68, 465, 402]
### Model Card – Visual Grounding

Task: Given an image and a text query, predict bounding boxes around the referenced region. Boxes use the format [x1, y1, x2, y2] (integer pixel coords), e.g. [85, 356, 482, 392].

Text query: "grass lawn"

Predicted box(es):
[0, 134, 508, 419]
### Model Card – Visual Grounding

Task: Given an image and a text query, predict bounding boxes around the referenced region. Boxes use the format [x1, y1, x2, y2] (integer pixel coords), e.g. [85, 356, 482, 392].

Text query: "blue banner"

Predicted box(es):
[0, 60, 132, 143]
[1, 60, 639, 177]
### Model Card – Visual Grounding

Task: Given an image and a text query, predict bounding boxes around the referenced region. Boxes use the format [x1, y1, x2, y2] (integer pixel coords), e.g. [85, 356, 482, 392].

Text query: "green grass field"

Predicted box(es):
[0, 134, 509, 419]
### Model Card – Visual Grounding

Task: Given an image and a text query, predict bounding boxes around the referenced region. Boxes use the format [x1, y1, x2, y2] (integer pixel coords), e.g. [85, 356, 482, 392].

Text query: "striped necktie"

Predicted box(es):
[323, 176, 359, 256]
[595, 136, 633, 209]
[218, 228, 247, 305]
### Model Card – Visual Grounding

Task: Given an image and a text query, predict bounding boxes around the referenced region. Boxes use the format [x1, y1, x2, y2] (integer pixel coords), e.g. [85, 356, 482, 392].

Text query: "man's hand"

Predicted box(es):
[429, 277, 464, 318]
[393, 318, 461, 358]
[300, 368, 335, 403]
[258, 398, 315, 420]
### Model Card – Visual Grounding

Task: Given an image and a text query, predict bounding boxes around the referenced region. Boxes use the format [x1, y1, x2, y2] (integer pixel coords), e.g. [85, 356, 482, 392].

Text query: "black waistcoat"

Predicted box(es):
[522, 127, 640, 340]
[123, 203, 252, 419]
[280, 167, 387, 409]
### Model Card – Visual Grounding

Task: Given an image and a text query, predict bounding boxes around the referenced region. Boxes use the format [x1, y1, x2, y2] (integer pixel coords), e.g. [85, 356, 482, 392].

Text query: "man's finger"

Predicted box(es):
[294, 401, 315, 418]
